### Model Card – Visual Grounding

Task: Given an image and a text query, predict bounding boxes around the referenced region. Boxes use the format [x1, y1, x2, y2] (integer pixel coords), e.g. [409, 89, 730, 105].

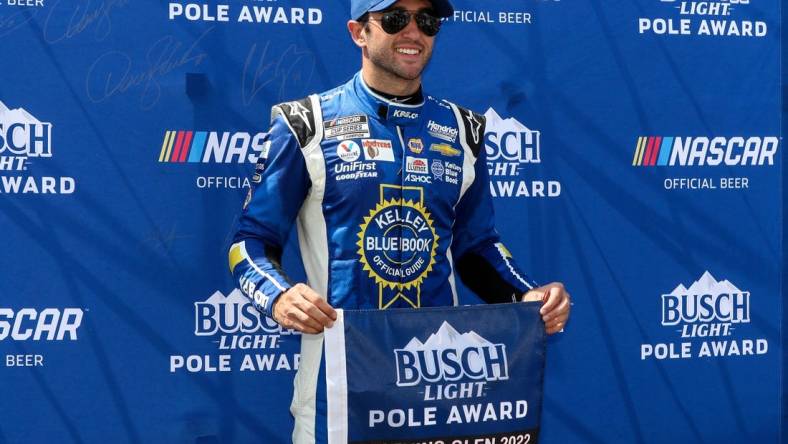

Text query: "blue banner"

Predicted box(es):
[324, 302, 545, 444]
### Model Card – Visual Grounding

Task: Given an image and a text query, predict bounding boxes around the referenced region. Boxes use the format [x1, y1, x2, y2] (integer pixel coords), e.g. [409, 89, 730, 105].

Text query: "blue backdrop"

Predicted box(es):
[0, 0, 782, 443]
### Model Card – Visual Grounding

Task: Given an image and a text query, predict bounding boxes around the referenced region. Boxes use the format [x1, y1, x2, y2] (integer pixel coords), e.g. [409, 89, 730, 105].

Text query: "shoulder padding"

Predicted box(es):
[271, 96, 319, 149]
[452, 104, 486, 158]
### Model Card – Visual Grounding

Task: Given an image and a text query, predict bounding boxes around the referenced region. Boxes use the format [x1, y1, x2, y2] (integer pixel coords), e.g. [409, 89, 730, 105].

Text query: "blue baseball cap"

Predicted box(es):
[351, 0, 454, 20]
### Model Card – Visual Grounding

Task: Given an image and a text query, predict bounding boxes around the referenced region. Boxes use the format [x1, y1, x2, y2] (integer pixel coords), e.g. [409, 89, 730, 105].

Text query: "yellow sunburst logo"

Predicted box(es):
[357, 197, 439, 290]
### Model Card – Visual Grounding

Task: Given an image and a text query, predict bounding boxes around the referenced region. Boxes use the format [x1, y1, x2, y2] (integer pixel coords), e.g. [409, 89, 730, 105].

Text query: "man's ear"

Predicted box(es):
[347, 20, 367, 48]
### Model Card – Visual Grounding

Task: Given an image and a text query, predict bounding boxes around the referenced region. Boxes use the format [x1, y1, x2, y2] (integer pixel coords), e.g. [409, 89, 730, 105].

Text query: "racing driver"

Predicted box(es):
[228, 0, 572, 442]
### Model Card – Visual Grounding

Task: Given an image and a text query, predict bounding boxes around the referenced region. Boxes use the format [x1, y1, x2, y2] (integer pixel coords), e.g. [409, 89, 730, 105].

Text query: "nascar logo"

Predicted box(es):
[632, 136, 778, 167]
[158, 130, 268, 164]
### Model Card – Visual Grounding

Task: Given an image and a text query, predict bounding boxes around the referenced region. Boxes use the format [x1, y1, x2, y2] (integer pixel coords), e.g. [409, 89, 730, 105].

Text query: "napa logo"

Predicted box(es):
[394, 321, 508, 387]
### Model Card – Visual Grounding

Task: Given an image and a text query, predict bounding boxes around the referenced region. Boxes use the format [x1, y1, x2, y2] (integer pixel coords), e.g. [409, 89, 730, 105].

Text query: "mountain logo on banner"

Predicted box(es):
[194, 289, 293, 336]
[394, 321, 508, 387]
[641, 271, 768, 361]
[0, 99, 75, 194]
[483, 108, 540, 164]
[482, 108, 560, 198]
[0, 100, 52, 158]
[661, 271, 750, 326]
[169, 290, 300, 374]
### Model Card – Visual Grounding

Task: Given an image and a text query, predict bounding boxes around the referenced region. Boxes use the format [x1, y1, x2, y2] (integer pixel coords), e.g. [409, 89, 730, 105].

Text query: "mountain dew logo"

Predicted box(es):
[395, 321, 509, 387]
[357, 185, 438, 309]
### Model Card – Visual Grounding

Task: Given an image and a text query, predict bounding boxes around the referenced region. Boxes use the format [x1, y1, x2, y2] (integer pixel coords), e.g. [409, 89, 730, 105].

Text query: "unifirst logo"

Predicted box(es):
[395, 321, 508, 387]
[633, 136, 778, 167]
[158, 130, 268, 164]
[0, 100, 52, 158]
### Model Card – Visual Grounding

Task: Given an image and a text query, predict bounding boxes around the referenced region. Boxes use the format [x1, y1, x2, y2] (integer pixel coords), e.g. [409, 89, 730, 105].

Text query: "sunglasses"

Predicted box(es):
[369, 9, 442, 37]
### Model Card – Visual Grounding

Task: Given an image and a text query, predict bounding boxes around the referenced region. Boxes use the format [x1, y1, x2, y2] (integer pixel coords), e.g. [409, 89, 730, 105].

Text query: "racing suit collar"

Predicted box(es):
[354, 71, 425, 127]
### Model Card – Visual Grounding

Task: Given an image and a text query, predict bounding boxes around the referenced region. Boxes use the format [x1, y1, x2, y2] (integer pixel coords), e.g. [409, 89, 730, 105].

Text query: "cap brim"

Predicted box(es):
[368, 0, 454, 18]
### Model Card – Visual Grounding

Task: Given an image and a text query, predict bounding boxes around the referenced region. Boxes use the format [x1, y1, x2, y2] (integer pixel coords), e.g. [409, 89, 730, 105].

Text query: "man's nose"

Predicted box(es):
[400, 14, 421, 38]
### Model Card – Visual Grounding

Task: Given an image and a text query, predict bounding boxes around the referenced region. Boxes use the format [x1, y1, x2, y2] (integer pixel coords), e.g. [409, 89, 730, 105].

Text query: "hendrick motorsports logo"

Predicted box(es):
[157, 129, 268, 189]
[632, 135, 779, 190]
[638, 0, 768, 38]
[169, 290, 299, 373]
[357, 185, 438, 309]
[484, 108, 560, 198]
[0, 100, 75, 194]
[1, 307, 85, 368]
[168, 1, 322, 25]
[641, 271, 768, 361]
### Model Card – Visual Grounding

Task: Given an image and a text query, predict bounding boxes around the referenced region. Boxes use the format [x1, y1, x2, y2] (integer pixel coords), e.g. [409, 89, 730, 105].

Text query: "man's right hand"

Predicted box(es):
[272, 283, 337, 334]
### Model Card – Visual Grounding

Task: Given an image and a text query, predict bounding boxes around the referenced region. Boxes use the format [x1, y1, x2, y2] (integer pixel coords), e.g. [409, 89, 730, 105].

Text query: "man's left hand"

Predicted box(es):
[522, 282, 571, 335]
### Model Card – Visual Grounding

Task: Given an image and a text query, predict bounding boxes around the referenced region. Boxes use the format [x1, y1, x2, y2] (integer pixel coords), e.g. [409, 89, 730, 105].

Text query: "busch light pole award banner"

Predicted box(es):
[324, 303, 545, 444]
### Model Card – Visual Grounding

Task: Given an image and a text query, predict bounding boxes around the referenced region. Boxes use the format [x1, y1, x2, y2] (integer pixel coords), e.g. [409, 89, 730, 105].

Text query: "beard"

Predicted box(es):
[366, 44, 433, 82]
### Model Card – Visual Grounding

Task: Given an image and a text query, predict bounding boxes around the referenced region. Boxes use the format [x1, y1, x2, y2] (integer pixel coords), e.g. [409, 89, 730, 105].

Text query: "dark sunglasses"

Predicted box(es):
[370, 9, 442, 37]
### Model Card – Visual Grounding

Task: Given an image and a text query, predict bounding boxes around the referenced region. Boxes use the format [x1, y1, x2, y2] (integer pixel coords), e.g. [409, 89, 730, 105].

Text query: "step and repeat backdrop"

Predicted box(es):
[0, 0, 781, 442]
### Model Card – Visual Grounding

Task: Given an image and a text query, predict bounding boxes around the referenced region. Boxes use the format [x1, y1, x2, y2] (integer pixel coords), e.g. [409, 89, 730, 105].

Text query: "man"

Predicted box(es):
[229, 0, 571, 441]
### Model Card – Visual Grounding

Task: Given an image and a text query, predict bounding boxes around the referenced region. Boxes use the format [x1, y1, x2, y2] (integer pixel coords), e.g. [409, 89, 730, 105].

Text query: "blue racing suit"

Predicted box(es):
[229, 71, 537, 443]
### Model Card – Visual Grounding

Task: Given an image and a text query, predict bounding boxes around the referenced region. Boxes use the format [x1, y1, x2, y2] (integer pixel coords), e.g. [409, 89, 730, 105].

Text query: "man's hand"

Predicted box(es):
[272, 283, 337, 334]
[522, 282, 571, 335]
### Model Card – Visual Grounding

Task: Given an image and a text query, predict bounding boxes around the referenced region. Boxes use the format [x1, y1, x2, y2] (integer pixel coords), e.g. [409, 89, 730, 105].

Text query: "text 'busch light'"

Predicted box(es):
[394, 321, 509, 386]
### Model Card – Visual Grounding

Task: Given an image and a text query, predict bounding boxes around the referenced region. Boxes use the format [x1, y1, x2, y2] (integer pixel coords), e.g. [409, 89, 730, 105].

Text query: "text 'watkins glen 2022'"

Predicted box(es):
[169, 290, 299, 374]
[0, 100, 75, 194]
[640, 271, 768, 361]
